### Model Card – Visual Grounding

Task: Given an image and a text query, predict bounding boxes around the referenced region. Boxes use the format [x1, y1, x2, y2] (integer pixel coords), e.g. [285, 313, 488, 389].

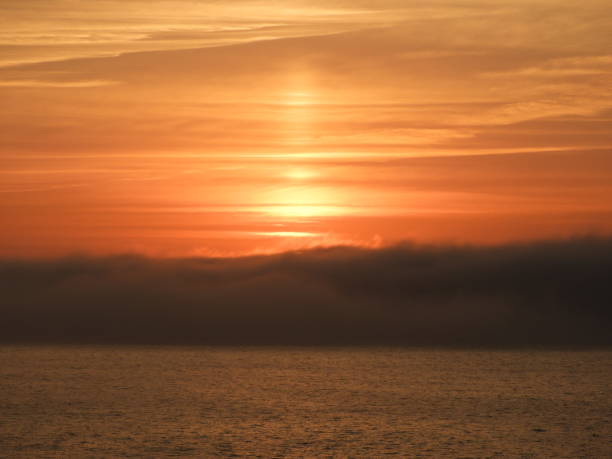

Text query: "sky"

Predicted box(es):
[1, 0, 612, 257]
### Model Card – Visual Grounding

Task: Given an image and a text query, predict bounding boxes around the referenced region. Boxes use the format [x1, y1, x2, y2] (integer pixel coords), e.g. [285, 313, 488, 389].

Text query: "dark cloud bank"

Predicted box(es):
[1, 237, 611, 347]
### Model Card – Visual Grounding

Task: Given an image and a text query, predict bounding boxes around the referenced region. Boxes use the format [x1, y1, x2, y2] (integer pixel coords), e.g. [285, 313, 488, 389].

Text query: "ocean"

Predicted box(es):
[1, 346, 610, 457]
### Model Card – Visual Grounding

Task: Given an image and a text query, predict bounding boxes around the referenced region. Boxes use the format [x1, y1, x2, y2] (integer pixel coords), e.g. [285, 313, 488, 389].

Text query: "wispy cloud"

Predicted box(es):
[0, 79, 119, 88]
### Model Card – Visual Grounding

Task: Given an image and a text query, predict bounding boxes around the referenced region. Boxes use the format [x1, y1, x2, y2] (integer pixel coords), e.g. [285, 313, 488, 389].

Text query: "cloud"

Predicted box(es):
[1, 237, 610, 346]
[0, 0, 402, 67]
[0, 79, 119, 88]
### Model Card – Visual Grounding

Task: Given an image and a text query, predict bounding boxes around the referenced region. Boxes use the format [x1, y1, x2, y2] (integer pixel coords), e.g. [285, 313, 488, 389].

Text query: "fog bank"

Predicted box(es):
[1, 237, 611, 346]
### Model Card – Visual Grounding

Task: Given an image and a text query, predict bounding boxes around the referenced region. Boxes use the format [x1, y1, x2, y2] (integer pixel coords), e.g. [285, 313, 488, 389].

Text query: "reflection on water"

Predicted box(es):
[1, 347, 610, 457]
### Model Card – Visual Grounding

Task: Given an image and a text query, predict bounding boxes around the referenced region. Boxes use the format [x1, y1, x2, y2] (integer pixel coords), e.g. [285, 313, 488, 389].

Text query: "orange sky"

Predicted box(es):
[1, 0, 612, 256]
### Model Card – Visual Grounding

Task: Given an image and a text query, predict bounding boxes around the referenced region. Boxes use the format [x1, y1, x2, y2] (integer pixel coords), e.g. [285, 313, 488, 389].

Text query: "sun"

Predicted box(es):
[257, 184, 352, 219]
[285, 168, 317, 180]
[284, 91, 315, 106]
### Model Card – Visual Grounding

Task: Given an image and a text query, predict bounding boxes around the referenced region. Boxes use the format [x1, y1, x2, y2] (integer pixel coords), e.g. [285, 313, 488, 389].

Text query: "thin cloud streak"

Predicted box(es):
[0, 79, 119, 88]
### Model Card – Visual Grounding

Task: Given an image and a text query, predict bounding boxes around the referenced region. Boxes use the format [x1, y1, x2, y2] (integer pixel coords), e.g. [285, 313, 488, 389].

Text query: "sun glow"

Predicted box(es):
[284, 91, 315, 106]
[263, 204, 350, 218]
[258, 184, 351, 218]
[253, 231, 318, 238]
[285, 168, 317, 180]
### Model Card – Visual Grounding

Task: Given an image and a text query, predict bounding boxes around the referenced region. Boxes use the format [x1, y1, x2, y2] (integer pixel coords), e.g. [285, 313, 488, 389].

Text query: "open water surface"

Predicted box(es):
[0, 347, 610, 457]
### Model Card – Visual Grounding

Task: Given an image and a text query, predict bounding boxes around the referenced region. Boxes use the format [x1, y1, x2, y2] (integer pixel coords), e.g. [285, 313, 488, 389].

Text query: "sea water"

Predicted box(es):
[1, 346, 610, 457]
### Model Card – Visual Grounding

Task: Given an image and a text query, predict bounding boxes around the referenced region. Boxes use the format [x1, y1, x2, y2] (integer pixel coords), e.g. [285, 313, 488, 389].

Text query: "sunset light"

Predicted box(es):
[2, 3, 611, 457]
[0, 0, 611, 258]
[284, 168, 317, 180]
